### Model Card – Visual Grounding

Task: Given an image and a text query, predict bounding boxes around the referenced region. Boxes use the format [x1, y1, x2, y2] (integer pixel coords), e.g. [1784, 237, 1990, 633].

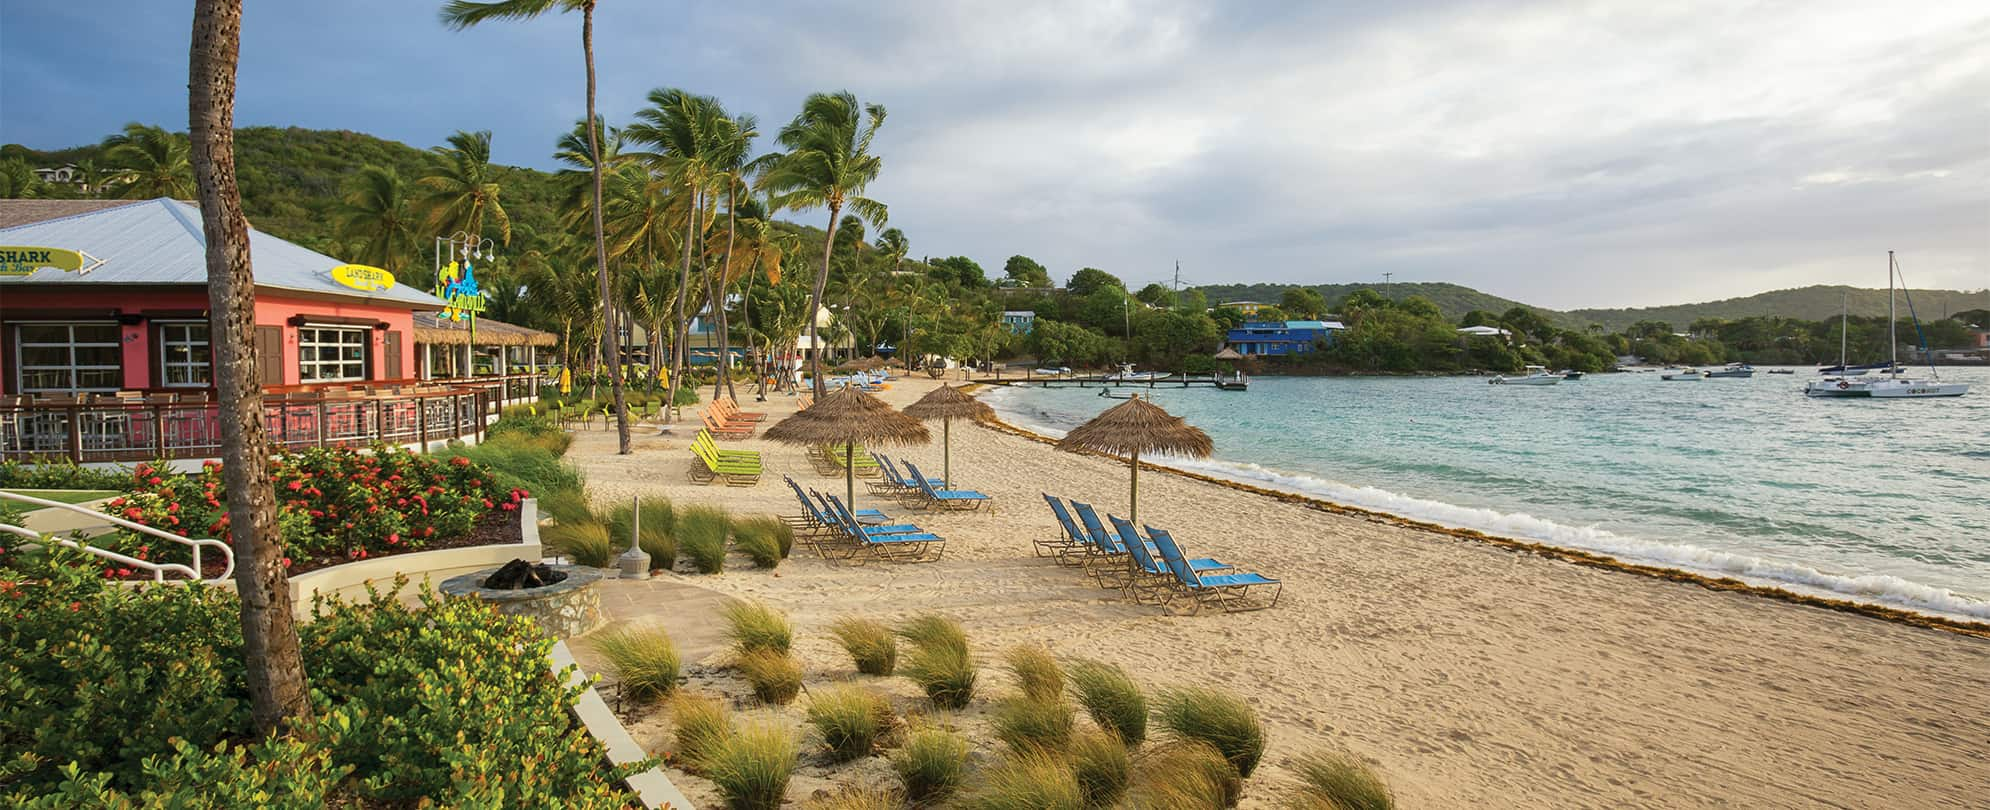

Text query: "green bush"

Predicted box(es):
[1128, 741, 1241, 809]
[992, 696, 1075, 754]
[722, 601, 793, 655]
[704, 721, 797, 810]
[454, 428, 581, 498]
[670, 692, 732, 771]
[680, 505, 732, 573]
[736, 649, 803, 705]
[1004, 644, 1063, 702]
[543, 519, 615, 567]
[829, 616, 898, 676]
[608, 498, 677, 570]
[1154, 686, 1266, 778]
[960, 751, 1084, 810]
[1067, 659, 1147, 745]
[731, 517, 789, 568]
[538, 489, 595, 525]
[892, 724, 969, 803]
[1292, 750, 1394, 810]
[897, 614, 976, 709]
[895, 613, 969, 656]
[592, 624, 681, 702]
[1069, 729, 1132, 809]
[0, 459, 130, 490]
[17, 734, 348, 809]
[805, 685, 894, 762]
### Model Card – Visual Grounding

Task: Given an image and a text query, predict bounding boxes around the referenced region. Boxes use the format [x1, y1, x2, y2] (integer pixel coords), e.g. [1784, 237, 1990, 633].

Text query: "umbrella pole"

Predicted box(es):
[846, 443, 857, 514]
[1129, 449, 1139, 526]
[943, 417, 952, 489]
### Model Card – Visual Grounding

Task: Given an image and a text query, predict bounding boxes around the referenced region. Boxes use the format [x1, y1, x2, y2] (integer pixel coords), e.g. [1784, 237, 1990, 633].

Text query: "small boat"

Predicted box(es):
[1032, 366, 1071, 377]
[1561, 370, 1585, 381]
[1213, 371, 1250, 391]
[1805, 253, 1968, 399]
[1767, 369, 1796, 375]
[1705, 363, 1755, 379]
[1661, 368, 1705, 381]
[1098, 388, 1140, 400]
[1105, 363, 1164, 382]
[1490, 366, 1562, 386]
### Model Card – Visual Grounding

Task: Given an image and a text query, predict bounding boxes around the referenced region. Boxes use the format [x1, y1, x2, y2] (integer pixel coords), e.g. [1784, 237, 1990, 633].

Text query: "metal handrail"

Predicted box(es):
[0, 491, 234, 583]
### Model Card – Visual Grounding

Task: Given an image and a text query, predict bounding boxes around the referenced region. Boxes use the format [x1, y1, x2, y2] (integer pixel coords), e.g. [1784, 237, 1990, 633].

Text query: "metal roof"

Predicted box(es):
[0, 198, 444, 309]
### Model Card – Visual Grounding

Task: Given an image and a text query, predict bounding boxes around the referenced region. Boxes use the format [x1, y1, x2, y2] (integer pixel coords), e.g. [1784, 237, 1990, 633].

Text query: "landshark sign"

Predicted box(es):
[330, 263, 396, 292]
[0, 246, 101, 277]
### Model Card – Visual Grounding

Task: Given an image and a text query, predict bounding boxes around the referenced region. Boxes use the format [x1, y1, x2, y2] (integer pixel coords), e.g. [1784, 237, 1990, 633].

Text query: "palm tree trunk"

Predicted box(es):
[668, 188, 701, 421]
[190, 0, 310, 737]
[808, 203, 842, 398]
[713, 187, 740, 402]
[582, 6, 630, 454]
[740, 254, 764, 399]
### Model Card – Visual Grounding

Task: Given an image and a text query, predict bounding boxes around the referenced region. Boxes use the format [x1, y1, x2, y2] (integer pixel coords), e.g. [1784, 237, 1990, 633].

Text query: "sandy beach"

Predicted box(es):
[566, 377, 1990, 809]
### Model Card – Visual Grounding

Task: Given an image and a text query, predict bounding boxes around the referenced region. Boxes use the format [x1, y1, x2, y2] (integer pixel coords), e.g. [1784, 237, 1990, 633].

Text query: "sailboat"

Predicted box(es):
[1804, 253, 1969, 398]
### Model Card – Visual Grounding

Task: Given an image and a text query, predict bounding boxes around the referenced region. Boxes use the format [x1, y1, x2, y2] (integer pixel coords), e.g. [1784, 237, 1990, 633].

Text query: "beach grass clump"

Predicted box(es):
[537, 489, 594, 525]
[1291, 750, 1394, 810]
[1128, 741, 1242, 809]
[1154, 686, 1266, 778]
[732, 518, 787, 569]
[736, 649, 804, 705]
[896, 613, 976, 709]
[1067, 659, 1147, 745]
[591, 624, 679, 702]
[669, 692, 733, 771]
[829, 616, 898, 676]
[679, 504, 733, 573]
[805, 685, 895, 762]
[1068, 729, 1132, 809]
[959, 751, 1084, 810]
[894, 613, 968, 656]
[891, 725, 970, 803]
[991, 695, 1075, 754]
[704, 721, 798, 810]
[1004, 644, 1064, 702]
[608, 498, 677, 570]
[803, 787, 902, 810]
[722, 600, 793, 655]
[542, 518, 614, 568]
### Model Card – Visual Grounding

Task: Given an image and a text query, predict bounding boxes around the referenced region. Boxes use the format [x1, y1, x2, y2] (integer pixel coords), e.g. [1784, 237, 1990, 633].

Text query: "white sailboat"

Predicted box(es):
[1489, 365, 1562, 385]
[1805, 253, 1968, 399]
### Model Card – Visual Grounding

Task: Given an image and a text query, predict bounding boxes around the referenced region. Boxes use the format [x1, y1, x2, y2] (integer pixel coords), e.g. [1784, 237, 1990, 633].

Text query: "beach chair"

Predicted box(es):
[715, 397, 766, 422]
[1069, 502, 1226, 586]
[871, 455, 942, 501]
[813, 443, 882, 478]
[1037, 494, 1097, 563]
[687, 438, 762, 486]
[810, 489, 895, 527]
[701, 409, 755, 439]
[695, 429, 761, 461]
[1109, 516, 1228, 605]
[824, 495, 945, 563]
[1147, 526, 1281, 614]
[902, 461, 994, 512]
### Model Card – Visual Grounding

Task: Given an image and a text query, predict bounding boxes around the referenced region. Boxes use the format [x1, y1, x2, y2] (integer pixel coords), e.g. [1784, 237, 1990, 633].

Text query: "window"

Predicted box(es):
[298, 326, 368, 382]
[15, 322, 122, 393]
[158, 322, 211, 387]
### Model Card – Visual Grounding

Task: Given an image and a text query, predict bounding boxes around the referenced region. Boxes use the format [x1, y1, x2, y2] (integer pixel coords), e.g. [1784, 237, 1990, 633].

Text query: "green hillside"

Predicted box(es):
[1194, 281, 1573, 326]
[1565, 285, 1990, 333]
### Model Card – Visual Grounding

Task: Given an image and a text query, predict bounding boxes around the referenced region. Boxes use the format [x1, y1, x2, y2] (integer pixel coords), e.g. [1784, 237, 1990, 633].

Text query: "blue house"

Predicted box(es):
[1224, 320, 1344, 356]
[1001, 310, 1036, 335]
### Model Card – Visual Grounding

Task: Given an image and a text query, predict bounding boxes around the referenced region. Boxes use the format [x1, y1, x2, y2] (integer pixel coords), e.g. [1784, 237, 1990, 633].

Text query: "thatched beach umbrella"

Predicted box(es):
[764, 386, 930, 512]
[902, 384, 994, 488]
[1056, 395, 1211, 525]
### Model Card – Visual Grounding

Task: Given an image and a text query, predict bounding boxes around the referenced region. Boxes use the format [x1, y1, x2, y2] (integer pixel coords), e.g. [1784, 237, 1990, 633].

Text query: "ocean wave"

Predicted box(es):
[981, 387, 1990, 623]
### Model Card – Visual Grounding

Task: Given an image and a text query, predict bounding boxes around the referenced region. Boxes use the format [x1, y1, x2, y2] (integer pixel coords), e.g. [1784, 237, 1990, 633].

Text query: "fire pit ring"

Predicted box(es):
[439, 561, 606, 638]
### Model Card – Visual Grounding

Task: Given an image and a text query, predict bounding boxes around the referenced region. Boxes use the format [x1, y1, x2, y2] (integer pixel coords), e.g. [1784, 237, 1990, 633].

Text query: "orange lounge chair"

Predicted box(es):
[702, 410, 754, 439]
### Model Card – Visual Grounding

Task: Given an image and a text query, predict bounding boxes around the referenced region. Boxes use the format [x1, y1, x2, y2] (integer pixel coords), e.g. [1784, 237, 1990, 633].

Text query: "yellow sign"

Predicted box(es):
[0, 246, 93, 277]
[330, 264, 396, 292]
[559, 367, 572, 395]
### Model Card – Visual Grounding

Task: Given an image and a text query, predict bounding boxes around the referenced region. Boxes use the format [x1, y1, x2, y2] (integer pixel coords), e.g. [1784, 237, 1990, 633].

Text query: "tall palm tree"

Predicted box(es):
[189, 0, 309, 736]
[333, 164, 418, 280]
[442, 0, 630, 451]
[876, 227, 908, 274]
[553, 116, 625, 218]
[765, 91, 889, 396]
[703, 114, 760, 402]
[102, 122, 195, 199]
[416, 129, 511, 249]
[626, 87, 728, 419]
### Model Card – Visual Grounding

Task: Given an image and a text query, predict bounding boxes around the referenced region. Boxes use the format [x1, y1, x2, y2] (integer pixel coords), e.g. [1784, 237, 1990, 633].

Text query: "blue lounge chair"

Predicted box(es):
[903, 461, 993, 512]
[1036, 494, 1095, 562]
[824, 495, 945, 563]
[1147, 527, 1281, 614]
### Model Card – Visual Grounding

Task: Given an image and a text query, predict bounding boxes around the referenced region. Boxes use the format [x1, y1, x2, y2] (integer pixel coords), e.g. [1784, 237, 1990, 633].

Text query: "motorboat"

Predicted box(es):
[1214, 371, 1250, 391]
[1806, 253, 1968, 399]
[1705, 363, 1755, 379]
[1490, 366, 1562, 385]
[1032, 366, 1072, 377]
[1767, 369, 1796, 375]
[1661, 368, 1705, 381]
[1561, 370, 1586, 380]
[1106, 363, 1164, 382]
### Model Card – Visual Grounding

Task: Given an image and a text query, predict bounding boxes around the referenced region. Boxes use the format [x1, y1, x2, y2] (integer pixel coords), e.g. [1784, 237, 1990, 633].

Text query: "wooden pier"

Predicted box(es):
[975, 371, 1249, 392]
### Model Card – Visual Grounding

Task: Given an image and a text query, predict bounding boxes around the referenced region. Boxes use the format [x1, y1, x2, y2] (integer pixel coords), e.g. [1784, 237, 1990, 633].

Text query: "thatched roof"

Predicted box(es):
[412, 312, 557, 347]
[763, 386, 931, 447]
[903, 384, 993, 422]
[1056, 395, 1213, 459]
[1212, 347, 1244, 361]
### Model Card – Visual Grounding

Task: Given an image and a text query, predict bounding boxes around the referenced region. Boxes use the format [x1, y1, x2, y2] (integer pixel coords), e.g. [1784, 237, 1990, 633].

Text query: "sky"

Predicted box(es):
[3, 0, 1986, 309]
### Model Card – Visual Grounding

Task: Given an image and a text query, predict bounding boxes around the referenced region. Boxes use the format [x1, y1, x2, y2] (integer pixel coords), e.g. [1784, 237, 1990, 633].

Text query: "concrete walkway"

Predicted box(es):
[566, 575, 740, 677]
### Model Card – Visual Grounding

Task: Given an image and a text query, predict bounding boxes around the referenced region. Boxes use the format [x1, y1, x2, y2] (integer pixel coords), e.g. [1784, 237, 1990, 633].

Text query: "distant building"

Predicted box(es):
[1217, 300, 1270, 317]
[1224, 320, 1344, 356]
[1001, 310, 1036, 335]
[1973, 328, 1989, 349]
[1456, 325, 1511, 339]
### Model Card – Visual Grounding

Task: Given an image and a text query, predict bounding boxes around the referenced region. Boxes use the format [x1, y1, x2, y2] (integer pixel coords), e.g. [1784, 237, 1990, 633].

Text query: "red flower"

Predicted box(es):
[387, 533, 401, 545]
[450, 456, 471, 467]
[70, 601, 82, 611]
[281, 557, 292, 568]
[482, 499, 494, 509]
[147, 477, 163, 486]
[123, 507, 144, 520]
[167, 502, 180, 514]
[309, 510, 325, 518]
[501, 502, 517, 512]
[287, 481, 303, 491]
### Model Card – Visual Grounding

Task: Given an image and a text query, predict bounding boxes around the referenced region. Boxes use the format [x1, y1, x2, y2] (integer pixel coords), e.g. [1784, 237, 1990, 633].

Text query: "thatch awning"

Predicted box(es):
[1056, 395, 1212, 525]
[1212, 347, 1244, 361]
[903, 384, 993, 422]
[763, 386, 930, 448]
[412, 312, 557, 347]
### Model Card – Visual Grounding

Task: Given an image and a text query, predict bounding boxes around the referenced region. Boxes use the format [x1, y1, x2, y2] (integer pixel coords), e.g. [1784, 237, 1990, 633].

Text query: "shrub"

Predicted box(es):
[959, 751, 1084, 810]
[16, 734, 348, 809]
[804, 787, 902, 810]
[722, 601, 792, 655]
[670, 692, 733, 771]
[1067, 659, 1147, 745]
[680, 505, 732, 573]
[0, 459, 130, 490]
[900, 644, 977, 710]
[538, 489, 595, 525]
[704, 722, 798, 810]
[592, 624, 680, 702]
[736, 649, 803, 705]
[453, 430, 582, 499]
[1127, 741, 1242, 809]
[1154, 686, 1266, 778]
[805, 685, 894, 762]
[608, 498, 677, 570]
[1069, 729, 1132, 809]
[892, 725, 969, 803]
[731, 518, 787, 568]
[1004, 644, 1063, 702]
[829, 617, 898, 676]
[992, 696, 1075, 754]
[1292, 750, 1394, 810]
[543, 519, 614, 567]
[895, 613, 968, 656]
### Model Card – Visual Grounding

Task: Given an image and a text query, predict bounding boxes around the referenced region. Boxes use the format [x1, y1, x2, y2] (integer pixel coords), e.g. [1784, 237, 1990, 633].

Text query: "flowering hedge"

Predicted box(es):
[95, 445, 524, 576]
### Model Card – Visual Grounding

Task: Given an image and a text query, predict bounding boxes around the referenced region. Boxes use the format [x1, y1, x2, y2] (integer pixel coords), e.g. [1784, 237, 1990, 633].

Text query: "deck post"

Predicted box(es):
[66, 404, 83, 463]
[416, 394, 428, 452]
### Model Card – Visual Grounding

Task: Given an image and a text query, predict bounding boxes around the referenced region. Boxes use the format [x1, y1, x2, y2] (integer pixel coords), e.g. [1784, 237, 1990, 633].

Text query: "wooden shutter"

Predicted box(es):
[255, 326, 283, 386]
[384, 331, 403, 379]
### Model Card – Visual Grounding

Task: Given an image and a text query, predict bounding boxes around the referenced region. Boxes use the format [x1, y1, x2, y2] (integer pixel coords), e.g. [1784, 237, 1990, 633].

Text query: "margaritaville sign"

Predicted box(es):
[435, 260, 486, 323]
[0, 246, 101, 277]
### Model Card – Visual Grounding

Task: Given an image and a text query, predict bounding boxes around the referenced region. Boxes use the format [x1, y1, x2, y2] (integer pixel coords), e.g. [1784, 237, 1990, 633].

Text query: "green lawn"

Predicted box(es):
[1, 489, 121, 505]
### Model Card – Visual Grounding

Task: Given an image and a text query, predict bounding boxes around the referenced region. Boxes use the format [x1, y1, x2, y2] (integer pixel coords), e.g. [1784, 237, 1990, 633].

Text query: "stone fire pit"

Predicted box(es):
[439, 561, 605, 638]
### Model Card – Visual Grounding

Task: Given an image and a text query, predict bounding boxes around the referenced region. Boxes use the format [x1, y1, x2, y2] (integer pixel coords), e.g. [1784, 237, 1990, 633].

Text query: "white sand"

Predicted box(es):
[566, 378, 1990, 809]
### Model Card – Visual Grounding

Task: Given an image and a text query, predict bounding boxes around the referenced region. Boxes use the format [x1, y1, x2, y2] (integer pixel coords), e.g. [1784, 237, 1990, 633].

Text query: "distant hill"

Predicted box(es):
[1564, 285, 1990, 332]
[1194, 281, 1575, 326]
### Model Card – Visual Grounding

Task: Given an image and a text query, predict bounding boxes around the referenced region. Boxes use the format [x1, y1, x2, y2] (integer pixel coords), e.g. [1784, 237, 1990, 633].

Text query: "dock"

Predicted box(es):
[976, 371, 1249, 391]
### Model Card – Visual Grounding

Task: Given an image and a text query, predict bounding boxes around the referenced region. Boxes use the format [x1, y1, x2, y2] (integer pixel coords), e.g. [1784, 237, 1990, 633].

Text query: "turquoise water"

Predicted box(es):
[982, 368, 1990, 620]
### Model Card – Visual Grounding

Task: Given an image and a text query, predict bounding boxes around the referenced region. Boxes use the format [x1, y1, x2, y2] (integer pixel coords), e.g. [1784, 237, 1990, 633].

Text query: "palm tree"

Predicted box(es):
[876, 227, 908, 274]
[553, 116, 626, 217]
[702, 114, 760, 402]
[0, 157, 43, 199]
[102, 123, 195, 199]
[333, 165, 419, 280]
[189, 0, 310, 736]
[626, 87, 728, 420]
[416, 129, 511, 249]
[442, 0, 631, 451]
[731, 194, 796, 396]
[765, 91, 889, 396]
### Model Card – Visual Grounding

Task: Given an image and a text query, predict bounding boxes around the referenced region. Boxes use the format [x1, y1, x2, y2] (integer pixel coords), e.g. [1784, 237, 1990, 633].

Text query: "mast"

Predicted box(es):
[1838, 290, 1847, 371]
[1888, 250, 1898, 377]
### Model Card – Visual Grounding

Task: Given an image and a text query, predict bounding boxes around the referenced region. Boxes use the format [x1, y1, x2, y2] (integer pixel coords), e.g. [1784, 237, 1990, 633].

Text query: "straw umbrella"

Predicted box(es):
[902, 384, 993, 488]
[1055, 395, 1211, 526]
[764, 386, 930, 512]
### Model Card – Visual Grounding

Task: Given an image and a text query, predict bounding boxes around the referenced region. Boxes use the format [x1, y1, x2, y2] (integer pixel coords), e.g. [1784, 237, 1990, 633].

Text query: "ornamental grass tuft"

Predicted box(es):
[828, 616, 897, 676]
[542, 519, 613, 567]
[805, 685, 895, 762]
[537, 489, 594, 525]
[734, 516, 794, 562]
[1128, 740, 1243, 809]
[679, 505, 732, 573]
[803, 787, 903, 810]
[736, 648, 804, 705]
[895, 613, 969, 656]
[900, 643, 977, 710]
[722, 601, 793, 655]
[1291, 750, 1394, 810]
[1003, 644, 1063, 702]
[1067, 659, 1147, 745]
[1154, 686, 1266, 778]
[891, 724, 970, 804]
[958, 750, 1084, 810]
[704, 721, 798, 810]
[1069, 728, 1132, 809]
[991, 695, 1075, 754]
[607, 498, 676, 570]
[669, 692, 733, 772]
[591, 623, 679, 702]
